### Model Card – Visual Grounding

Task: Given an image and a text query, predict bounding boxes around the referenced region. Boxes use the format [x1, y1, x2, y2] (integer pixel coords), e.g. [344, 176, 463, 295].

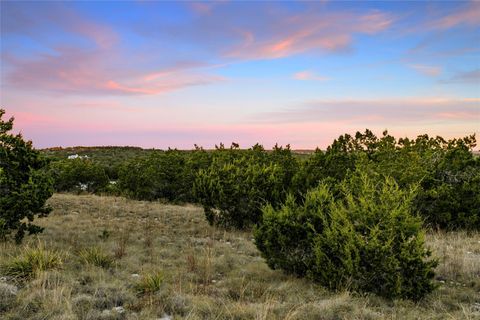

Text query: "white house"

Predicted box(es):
[67, 154, 89, 160]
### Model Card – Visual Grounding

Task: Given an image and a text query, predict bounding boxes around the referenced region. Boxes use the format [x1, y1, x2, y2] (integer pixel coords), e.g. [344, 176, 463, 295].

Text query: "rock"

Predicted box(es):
[0, 282, 17, 311]
[113, 306, 125, 313]
[101, 309, 112, 316]
[131, 273, 140, 278]
[0, 282, 18, 296]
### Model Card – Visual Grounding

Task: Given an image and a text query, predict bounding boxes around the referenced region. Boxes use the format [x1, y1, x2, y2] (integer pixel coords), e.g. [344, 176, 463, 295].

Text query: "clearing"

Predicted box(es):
[1, 194, 479, 319]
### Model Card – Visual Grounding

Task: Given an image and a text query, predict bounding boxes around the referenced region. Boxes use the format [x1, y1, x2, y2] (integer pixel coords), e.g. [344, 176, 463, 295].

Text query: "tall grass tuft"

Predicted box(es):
[1, 243, 63, 280]
[113, 228, 130, 260]
[134, 271, 164, 295]
[79, 246, 114, 269]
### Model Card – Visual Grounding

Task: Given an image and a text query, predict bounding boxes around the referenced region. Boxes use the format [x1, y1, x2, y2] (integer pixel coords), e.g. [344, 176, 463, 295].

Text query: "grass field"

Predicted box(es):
[1, 194, 479, 319]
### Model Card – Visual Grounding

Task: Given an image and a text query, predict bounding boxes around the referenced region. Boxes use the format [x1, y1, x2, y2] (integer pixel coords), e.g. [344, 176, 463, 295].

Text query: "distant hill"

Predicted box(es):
[41, 146, 316, 161]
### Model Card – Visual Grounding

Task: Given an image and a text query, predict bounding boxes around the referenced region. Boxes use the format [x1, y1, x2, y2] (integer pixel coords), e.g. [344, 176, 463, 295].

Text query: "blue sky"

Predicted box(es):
[1, 1, 479, 148]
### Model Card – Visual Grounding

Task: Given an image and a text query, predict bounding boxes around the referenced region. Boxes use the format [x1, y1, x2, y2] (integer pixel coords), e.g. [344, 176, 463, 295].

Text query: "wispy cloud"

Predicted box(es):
[1, 2, 224, 96]
[442, 69, 480, 84]
[1, 2, 118, 49]
[430, 1, 480, 30]
[223, 9, 394, 60]
[404, 1, 480, 60]
[132, 3, 394, 61]
[408, 64, 442, 77]
[2, 2, 478, 149]
[189, 2, 214, 15]
[104, 73, 225, 96]
[293, 70, 329, 81]
[253, 98, 480, 125]
[3, 48, 224, 96]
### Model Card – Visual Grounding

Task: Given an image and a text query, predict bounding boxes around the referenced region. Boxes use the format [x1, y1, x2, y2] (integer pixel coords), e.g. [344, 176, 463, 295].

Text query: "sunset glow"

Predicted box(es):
[1, 1, 479, 149]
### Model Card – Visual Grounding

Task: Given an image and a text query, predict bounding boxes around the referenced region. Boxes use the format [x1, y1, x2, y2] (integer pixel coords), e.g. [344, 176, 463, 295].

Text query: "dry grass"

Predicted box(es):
[0, 193, 479, 319]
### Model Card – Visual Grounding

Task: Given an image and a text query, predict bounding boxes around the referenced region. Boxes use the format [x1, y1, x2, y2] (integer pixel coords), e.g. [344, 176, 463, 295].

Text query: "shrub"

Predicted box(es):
[294, 130, 479, 231]
[48, 158, 109, 193]
[193, 148, 292, 229]
[292, 130, 380, 194]
[184, 146, 214, 188]
[269, 144, 299, 192]
[339, 171, 437, 299]
[367, 133, 479, 230]
[79, 247, 114, 269]
[415, 143, 480, 230]
[1, 244, 63, 279]
[0, 109, 53, 243]
[292, 149, 328, 196]
[254, 190, 340, 277]
[118, 150, 192, 202]
[254, 170, 437, 300]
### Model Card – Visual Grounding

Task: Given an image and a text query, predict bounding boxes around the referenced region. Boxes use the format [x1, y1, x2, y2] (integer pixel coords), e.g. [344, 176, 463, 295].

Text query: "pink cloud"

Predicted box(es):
[436, 112, 477, 119]
[293, 70, 329, 81]
[71, 101, 137, 113]
[408, 64, 442, 77]
[1, 3, 223, 96]
[3, 47, 224, 96]
[142, 61, 210, 81]
[442, 69, 480, 84]
[358, 11, 395, 34]
[431, 1, 480, 30]
[104, 71, 225, 95]
[104, 81, 157, 95]
[1, 2, 118, 49]
[190, 2, 213, 15]
[220, 9, 394, 59]
[6, 111, 57, 128]
[253, 97, 480, 125]
[69, 19, 118, 49]
[250, 33, 352, 59]
[131, 2, 395, 62]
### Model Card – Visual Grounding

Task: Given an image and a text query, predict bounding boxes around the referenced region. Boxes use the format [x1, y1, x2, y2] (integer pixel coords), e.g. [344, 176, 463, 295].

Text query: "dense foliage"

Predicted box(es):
[414, 141, 480, 230]
[42, 146, 155, 180]
[0, 109, 53, 243]
[294, 130, 479, 230]
[48, 158, 109, 193]
[193, 144, 298, 228]
[255, 170, 438, 300]
[118, 150, 200, 202]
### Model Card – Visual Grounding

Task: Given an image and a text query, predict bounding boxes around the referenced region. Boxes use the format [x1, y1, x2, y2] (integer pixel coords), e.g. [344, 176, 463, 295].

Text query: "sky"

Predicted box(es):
[1, 1, 479, 149]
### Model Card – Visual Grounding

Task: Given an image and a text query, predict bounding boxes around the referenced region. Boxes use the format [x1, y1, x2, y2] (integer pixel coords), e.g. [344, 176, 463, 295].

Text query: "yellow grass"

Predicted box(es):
[1, 194, 479, 319]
